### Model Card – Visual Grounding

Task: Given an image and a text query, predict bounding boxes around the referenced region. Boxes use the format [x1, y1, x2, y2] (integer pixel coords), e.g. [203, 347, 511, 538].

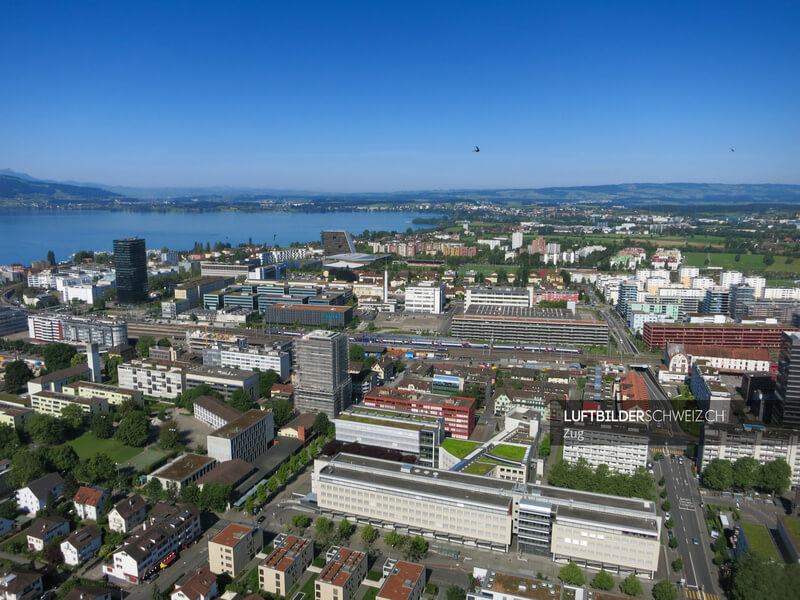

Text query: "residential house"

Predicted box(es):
[208, 523, 263, 576]
[26, 517, 70, 551]
[16, 473, 63, 515]
[377, 560, 425, 600]
[108, 494, 148, 534]
[170, 567, 218, 600]
[73, 486, 109, 521]
[60, 525, 103, 566]
[0, 567, 43, 600]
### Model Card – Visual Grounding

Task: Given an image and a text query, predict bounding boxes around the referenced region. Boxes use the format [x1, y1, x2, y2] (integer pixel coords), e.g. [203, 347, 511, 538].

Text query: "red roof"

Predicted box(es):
[684, 345, 770, 362]
[73, 486, 106, 507]
[378, 561, 425, 600]
[618, 372, 649, 411]
[210, 523, 255, 548]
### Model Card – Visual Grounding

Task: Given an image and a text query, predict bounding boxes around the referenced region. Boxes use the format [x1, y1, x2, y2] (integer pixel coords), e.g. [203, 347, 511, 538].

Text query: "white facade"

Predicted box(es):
[465, 288, 530, 310]
[562, 426, 649, 475]
[511, 231, 523, 250]
[118, 360, 186, 400]
[690, 277, 715, 289]
[61, 528, 102, 566]
[763, 287, 800, 301]
[405, 282, 446, 314]
[743, 276, 766, 298]
[720, 271, 743, 288]
[207, 410, 275, 463]
[63, 284, 100, 304]
[203, 346, 290, 380]
[27, 313, 127, 347]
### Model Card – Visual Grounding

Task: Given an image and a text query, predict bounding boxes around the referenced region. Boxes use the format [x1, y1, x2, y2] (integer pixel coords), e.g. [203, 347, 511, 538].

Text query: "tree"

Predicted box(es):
[244, 494, 255, 515]
[337, 518, 354, 541]
[361, 524, 379, 545]
[199, 482, 232, 512]
[671, 558, 683, 571]
[46, 445, 79, 472]
[652, 580, 677, 600]
[60, 404, 86, 429]
[47, 250, 56, 266]
[385, 530, 404, 547]
[44, 543, 64, 564]
[179, 484, 201, 505]
[115, 411, 150, 447]
[291, 514, 310, 530]
[760, 458, 792, 494]
[538, 433, 551, 458]
[445, 587, 465, 600]
[0, 499, 19, 520]
[256, 483, 268, 504]
[77, 453, 116, 485]
[136, 335, 156, 358]
[405, 535, 428, 560]
[90, 413, 114, 438]
[70, 353, 87, 367]
[26, 414, 67, 444]
[733, 457, 760, 490]
[105, 355, 122, 384]
[668, 537, 678, 549]
[93, 297, 106, 311]
[763, 252, 775, 266]
[591, 570, 614, 590]
[156, 337, 171, 347]
[229, 388, 254, 412]
[258, 369, 280, 398]
[158, 423, 181, 450]
[8, 449, 46, 488]
[313, 412, 330, 437]
[43, 343, 77, 371]
[62, 472, 79, 501]
[619, 573, 642, 596]
[267, 398, 294, 427]
[349, 344, 366, 362]
[0, 425, 21, 460]
[315, 517, 333, 542]
[703, 458, 734, 490]
[558, 561, 585, 586]
[3, 360, 33, 394]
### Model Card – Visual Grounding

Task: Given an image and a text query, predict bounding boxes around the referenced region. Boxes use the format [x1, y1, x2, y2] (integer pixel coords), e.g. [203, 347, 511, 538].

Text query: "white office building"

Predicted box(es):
[465, 288, 530, 310]
[27, 313, 128, 347]
[405, 282, 446, 314]
[561, 425, 649, 475]
[118, 360, 187, 400]
[202, 346, 290, 380]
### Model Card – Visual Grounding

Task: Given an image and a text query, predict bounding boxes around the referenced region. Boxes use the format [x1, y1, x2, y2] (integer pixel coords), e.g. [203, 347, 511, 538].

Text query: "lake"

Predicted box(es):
[0, 209, 440, 265]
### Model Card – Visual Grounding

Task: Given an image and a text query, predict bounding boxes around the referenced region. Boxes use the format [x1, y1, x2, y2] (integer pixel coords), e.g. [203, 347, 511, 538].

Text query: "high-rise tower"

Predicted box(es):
[113, 238, 147, 304]
[293, 330, 352, 418]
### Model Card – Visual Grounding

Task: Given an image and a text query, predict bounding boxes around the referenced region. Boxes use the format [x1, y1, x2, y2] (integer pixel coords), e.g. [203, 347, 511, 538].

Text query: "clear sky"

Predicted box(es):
[1, 1, 798, 192]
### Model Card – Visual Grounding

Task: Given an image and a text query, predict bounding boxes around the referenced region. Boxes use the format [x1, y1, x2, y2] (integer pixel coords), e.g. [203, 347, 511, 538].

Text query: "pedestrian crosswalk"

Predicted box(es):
[685, 589, 721, 600]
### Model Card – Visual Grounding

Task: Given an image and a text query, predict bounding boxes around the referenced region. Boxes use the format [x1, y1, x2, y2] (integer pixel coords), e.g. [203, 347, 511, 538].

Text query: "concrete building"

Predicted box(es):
[452, 306, 608, 348]
[465, 288, 531, 310]
[363, 388, 476, 440]
[0, 402, 33, 429]
[200, 262, 254, 279]
[27, 313, 128, 347]
[561, 424, 649, 475]
[16, 473, 63, 515]
[203, 346, 290, 380]
[293, 330, 352, 418]
[258, 534, 314, 596]
[776, 332, 800, 426]
[60, 525, 102, 566]
[335, 406, 445, 467]
[117, 359, 186, 400]
[104, 503, 201, 584]
[62, 380, 144, 408]
[72, 486, 109, 521]
[114, 238, 148, 304]
[108, 494, 148, 534]
[186, 366, 259, 401]
[207, 409, 275, 463]
[405, 282, 446, 314]
[261, 303, 354, 327]
[193, 396, 243, 430]
[26, 517, 70, 551]
[315, 547, 368, 600]
[313, 453, 661, 577]
[378, 560, 425, 600]
[0, 307, 27, 336]
[30, 391, 108, 418]
[690, 362, 732, 423]
[208, 523, 263, 576]
[700, 423, 800, 487]
[147, 454, 217, 491]
[322, 231, 357, 255]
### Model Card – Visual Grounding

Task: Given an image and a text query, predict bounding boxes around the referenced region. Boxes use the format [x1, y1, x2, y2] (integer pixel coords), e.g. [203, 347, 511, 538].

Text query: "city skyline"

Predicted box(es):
[1, 1, 799, 192]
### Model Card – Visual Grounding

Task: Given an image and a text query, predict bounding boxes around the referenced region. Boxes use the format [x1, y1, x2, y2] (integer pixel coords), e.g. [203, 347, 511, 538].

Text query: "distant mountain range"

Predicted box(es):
[1, 169, 799, 208]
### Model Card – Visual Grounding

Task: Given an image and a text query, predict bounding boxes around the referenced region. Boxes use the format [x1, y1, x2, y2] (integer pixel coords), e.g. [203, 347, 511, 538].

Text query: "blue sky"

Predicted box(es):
[0, 1, 798, 192]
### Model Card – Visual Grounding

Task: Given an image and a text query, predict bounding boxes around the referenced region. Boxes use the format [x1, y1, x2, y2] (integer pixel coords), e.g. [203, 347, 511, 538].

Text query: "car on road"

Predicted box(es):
[735, 501, 740, 509]
[665, 512, 671, 519]
[692, 537, 699, 545]
[668, 530, 674, 539]
[257, 515, 266, 523]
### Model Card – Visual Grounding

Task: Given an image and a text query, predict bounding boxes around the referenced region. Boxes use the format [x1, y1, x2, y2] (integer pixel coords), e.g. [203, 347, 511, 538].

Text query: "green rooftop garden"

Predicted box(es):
[441, 438, 480, 458]
[489, 444, 528, 462]
[463, 461, 495, 475]
[741, 522, 782, 562]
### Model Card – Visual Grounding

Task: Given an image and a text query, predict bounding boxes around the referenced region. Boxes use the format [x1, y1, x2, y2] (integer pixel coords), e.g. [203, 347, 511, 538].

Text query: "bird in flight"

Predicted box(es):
[473, 145, 480, 153]
[730, 148, 735, 152]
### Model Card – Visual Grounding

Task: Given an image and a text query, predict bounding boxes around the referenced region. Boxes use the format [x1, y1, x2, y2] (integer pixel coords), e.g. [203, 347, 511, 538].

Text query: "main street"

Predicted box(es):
[655, 455, 720, 599]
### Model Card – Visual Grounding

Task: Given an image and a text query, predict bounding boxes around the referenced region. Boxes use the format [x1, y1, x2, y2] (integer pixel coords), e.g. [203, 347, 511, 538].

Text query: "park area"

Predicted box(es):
[740, 522, 782, 562]
[67, 432, 142, 464]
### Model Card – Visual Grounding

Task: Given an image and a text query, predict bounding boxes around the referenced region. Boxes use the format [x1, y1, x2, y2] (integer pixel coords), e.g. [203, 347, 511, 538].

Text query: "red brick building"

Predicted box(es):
[642, 323, 796, 351]
[363, 388, 476, 439]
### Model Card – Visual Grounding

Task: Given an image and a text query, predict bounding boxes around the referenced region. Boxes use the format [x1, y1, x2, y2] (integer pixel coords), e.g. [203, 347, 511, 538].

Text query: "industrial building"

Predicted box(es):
[451, 306, 608, 348]
[405, 282, 446, 314]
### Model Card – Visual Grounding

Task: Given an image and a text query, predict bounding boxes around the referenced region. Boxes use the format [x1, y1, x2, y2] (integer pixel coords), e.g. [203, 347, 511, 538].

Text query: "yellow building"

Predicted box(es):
[316, 547, 367, 600]
[208, 523, 262, 577]
[0, 402, 33, 428]
[30, 391, 108, 417]
[63, 381, 144, 408]
[258, 534, 314, 596]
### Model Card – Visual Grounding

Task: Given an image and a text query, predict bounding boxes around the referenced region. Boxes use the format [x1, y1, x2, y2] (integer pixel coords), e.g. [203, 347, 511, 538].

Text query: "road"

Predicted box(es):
[655, 455, 720, 599]
[598, 305, 640, 355]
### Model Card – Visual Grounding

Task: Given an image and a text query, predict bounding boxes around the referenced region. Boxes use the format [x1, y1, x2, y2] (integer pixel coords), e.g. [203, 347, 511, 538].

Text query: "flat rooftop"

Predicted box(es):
[267, 304, 351, 313]
[365, 387, 475, 409]
[151, 454, 215, 482]
[31, 391, 104, 406]
[456, 306, 605, 325]
[210, 409, 270, 439]
[188, 365, 257, 380]
[483, 571, 562, 600]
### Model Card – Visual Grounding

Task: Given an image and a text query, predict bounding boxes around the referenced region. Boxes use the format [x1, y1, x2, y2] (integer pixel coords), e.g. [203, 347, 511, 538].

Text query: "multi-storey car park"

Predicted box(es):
[312, 453, 661, 579]
[451, 306, 608, 348]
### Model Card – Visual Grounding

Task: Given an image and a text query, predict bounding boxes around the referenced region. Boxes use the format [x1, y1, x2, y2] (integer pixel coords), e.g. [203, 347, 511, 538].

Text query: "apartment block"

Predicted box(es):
[30, 391, 108, 418]
[642, 322, 795, 351]
[377, 561, 425, 600]
[118, 359, 187, 399]
[207, 409, 274, 463]
[208, 523, 263, 576]
[561, 424, 649, 475]
[26, 517, 70, 551]
[27, 313, 128, 347]
[203, 346, 290, 380]
[258, 534, 314, 596]
[186, 366, 259, 402]
[405, 282, 446, 314]
[316, 547, 368, 600]
[0, 402, 33, 429]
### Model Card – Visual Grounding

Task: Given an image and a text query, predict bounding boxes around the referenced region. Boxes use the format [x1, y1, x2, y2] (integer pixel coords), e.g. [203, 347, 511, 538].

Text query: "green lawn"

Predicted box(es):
[741, 522, 782, 562]
[119, 447, 171, 472]
[67, 432, 143, 463]
[300, 574, 318, 599]
[684, 252, 800, 273]
[463, 461, 494, 475]
[441, 439, 480, 458]
[489, 444, 527, 461]
[362, 588, 378, 600]
[780, 517, 800, 551]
